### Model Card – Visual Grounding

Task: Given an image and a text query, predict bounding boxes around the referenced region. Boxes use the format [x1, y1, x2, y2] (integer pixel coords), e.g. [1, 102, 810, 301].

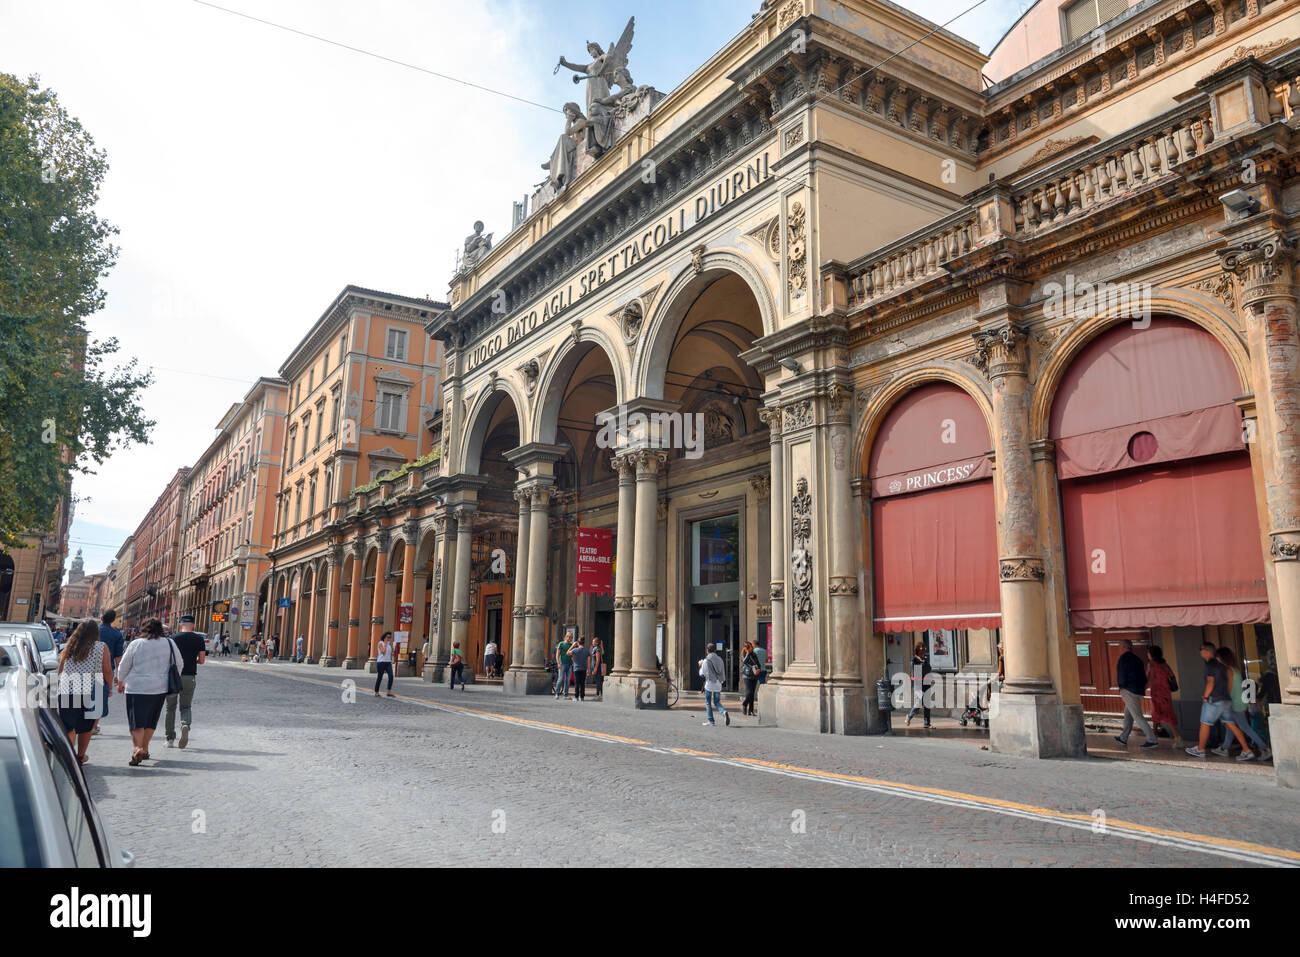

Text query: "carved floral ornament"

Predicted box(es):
[787, 200, 808, 297]
[784, 399, 813, 430]
[790, 476, 814, 623]
[999, 558, 1045, 582]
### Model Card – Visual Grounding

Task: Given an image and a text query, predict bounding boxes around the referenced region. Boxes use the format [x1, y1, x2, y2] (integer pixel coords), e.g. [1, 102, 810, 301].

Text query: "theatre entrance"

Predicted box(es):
[688, 514, 740, 691]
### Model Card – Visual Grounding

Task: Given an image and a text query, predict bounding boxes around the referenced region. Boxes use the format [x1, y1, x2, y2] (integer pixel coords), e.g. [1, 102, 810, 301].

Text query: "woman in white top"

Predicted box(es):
[56, 619, 113, 764]
[115, 617, 184, 766]
[374, 631, 395, 698]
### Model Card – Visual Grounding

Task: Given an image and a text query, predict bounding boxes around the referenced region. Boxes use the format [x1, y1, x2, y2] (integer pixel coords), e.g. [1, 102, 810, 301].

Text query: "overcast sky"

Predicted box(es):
[0, 0, 1030, 581]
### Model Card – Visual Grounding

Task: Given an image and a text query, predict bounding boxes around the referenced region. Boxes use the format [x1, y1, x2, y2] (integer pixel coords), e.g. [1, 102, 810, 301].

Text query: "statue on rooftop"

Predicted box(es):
[554, 17, 636, 153]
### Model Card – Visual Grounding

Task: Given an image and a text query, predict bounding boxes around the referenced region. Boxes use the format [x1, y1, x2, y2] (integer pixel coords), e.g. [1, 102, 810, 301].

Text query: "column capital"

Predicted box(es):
[326, 543, 344, 567]
[609, 451, 638, 479]
[350, 538, 366, 560]
[758, 405, 783, 436]
[972, 323, 1030, 379]
[374, 525, 391, 553]
[402, 518, 421, 543]
[452, 504, 478, 529]
[749, 472, 771, 500]
[629, 448, 669, 476]
[1219, 232, 1296, 312]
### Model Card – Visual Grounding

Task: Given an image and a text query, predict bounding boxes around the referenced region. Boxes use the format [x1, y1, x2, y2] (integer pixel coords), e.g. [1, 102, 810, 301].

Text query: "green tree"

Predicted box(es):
[0, 73, 154, 549]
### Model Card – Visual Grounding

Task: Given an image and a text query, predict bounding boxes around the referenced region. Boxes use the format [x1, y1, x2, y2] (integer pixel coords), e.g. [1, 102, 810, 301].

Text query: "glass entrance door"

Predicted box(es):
[690, 603, 740, 692]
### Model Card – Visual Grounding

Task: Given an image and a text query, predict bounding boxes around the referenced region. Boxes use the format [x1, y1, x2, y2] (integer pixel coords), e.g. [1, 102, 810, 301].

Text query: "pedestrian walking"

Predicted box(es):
[114, 617, 184, 766]
[56, 620, 112, 765]
[1187, 642, 1254, 758]
[374, 632, 396, 698]
[590, 637, 605, 700]
[269, 635, 279, 660]
[570, 636, 589, 701]
[699, 643, 729, 726]
[449, 641, 465, 690]
[484, 639, 497, 679]
[94, 609, 125, 737]
[905, 641, 932, 729]
[1212, 647, 1271, 761]
[554, 633, 573, 698]
[1114, 639, 1158, 749]
[740, 641, 761, 716]
[1145, 646, 1183, 748]
[164, 614, 207, 749]
[296, 634, 305, 663]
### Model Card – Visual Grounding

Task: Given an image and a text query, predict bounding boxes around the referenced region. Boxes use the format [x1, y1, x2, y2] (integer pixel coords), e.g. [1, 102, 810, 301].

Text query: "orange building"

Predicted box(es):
[266, 286, 447, 668]
[175, 376, 288, 639]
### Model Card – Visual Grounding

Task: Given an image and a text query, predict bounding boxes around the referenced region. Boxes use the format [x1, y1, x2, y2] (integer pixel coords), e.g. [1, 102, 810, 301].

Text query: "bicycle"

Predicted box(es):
[658, 665, 680, 708]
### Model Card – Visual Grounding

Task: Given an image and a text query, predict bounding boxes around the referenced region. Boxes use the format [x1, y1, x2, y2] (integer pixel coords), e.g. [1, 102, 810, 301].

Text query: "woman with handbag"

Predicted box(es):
[114, 617, 184, 766]
[56, 619, 113, 765]
[1145, 645, 1182, 749]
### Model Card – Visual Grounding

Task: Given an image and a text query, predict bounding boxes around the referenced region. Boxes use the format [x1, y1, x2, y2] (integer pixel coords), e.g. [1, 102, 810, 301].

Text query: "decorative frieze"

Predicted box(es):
[749, 473, 772, 500]
[784, 400, 813, 430]
[828, 575, 860, 596]
[999, 558, 1046, 581]
[631, 595, 659, 610]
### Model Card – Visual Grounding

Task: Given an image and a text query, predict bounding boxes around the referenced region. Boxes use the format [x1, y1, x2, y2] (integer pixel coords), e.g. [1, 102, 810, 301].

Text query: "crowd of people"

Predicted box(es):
[52, 610, 207, 767]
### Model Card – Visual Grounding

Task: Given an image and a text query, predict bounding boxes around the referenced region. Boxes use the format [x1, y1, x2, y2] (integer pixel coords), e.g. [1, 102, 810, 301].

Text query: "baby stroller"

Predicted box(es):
[958, 674, 993, 728]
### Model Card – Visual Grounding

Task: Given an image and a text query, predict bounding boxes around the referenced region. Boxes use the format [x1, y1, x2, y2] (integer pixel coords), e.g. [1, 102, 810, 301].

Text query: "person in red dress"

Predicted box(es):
[1146, 646, 1183, 748]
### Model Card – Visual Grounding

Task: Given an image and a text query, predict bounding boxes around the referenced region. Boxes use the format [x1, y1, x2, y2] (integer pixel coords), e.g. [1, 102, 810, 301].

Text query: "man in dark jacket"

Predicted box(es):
[1115, 639, 1158, 749]
[93, 610, 125, 736]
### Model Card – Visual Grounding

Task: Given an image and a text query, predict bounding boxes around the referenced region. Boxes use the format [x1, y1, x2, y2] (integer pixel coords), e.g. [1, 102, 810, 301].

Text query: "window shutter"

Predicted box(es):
[1097, 0, 1128, 26]
[1063, 0, 1098, 43]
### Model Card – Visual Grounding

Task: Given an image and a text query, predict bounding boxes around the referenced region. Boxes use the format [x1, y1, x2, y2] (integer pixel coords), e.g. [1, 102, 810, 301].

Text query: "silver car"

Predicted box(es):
[0, 665, 133, 867]
[0, 625, 52, 675]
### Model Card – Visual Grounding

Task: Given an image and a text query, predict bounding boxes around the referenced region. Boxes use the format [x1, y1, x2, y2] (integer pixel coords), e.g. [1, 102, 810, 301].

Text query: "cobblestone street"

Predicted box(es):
[82, 661, 1300, 867]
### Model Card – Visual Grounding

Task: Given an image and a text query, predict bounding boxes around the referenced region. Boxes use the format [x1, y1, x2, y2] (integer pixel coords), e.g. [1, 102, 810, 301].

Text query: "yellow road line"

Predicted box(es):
[732, 758, 1300, 862]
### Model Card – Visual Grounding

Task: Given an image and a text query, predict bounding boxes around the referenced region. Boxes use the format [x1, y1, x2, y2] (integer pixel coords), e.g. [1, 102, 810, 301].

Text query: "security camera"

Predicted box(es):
[1220, 189, 1259, 217]
[780, 358, 801, 373]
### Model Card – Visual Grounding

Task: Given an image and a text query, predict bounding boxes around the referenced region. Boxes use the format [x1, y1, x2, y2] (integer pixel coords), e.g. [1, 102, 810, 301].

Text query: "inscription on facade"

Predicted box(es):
[465, 148, 774, 371]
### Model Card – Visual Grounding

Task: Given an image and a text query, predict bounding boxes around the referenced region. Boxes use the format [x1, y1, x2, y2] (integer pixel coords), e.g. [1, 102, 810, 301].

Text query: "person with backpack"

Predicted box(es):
[449, 640, 465, 691]
[699, 642, 729, 726]
[740, 641, 762, 717]
[1144, 645, 1182, 748]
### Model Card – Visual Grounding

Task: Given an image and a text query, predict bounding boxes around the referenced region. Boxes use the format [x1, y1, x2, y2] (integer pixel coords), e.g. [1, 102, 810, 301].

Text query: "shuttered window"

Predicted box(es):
[1063, 0, 1129, 44]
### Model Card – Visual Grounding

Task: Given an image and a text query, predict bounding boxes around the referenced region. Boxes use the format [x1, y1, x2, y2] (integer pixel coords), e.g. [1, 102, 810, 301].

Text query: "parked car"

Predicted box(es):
[0, 664, 134, 867]
[0, 624, 53, 675]
[0, 633, 41, 674]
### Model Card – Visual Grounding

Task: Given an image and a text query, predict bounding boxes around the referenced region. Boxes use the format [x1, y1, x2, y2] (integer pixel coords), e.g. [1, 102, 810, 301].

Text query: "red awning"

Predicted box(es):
[872, 479, 1001, 632]
[1061, 455, 1268, 631]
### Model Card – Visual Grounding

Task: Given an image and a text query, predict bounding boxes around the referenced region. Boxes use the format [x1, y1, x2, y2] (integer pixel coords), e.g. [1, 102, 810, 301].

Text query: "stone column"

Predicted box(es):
[1221, 233, 1300, 786]
[449, 506, 476, 667]
[303, 573, 320, 664]
[630, 450, 667, 690]
[509, 487, 531, 671]
[365, 529, 389, 670]
[396, 520, 419, 676]
[610, 454, 637, 678]
[759, 407, 786, 678]
[320, 545, 342, 666]
[976, 322, 1082, 757]
[522, 486, 553, 670]
[343, 540, 364, 669]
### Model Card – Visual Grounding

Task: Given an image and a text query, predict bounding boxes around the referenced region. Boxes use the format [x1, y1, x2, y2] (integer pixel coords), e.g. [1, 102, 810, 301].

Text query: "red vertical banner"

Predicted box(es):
[575, 527, 614, 595]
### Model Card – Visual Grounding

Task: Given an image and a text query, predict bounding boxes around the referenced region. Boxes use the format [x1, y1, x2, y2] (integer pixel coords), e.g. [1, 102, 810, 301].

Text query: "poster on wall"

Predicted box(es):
[575, 527, 614, 595]
[927, 629, 958, 670]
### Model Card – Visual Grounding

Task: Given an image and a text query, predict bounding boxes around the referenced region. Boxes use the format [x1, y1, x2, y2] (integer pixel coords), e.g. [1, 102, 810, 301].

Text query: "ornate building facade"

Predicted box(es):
[396, 0, 1300, 786]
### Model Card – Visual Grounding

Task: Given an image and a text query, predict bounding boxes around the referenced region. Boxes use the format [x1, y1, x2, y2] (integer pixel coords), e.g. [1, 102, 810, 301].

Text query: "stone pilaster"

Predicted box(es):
[976, 318, 1083, 757]
[823, 383, 867, 733]
[759, 406, 786, 682]
[1221, 232, 1300, 786]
